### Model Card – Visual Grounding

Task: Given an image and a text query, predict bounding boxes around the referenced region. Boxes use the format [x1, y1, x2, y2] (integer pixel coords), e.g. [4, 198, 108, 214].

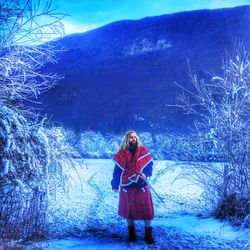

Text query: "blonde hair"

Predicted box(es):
[120, 130, 142, 150]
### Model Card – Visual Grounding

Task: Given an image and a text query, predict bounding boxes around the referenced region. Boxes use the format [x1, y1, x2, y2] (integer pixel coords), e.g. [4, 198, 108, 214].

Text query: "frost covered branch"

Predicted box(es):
[0, 0, 65, 110]
[173, 44, 250, 226]
[0, 0, 65, 47]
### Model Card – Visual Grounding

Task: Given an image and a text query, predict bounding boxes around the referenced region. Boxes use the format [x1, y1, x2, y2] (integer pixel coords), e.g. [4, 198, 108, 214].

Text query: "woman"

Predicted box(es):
[111, 130, 155, 244]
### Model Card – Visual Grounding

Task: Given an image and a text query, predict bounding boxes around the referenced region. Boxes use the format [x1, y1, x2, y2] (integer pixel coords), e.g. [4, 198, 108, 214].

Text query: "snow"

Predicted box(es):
[154, 215, 250, 240]
[125, 38, 172, 56]
[11, 160, 250, 249]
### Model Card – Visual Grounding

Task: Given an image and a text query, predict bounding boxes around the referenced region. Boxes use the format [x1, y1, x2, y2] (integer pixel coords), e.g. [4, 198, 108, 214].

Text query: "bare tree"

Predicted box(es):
[0, 0, 65, 112]
[175, 43, 250, 225]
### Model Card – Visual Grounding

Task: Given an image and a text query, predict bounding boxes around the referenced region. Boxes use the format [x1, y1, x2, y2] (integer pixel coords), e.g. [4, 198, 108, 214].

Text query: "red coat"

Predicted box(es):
[113, 146, 152, 186]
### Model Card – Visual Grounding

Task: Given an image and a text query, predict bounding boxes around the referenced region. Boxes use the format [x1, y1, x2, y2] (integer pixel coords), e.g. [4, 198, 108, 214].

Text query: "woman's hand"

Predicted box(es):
[139, 173, 147, 181]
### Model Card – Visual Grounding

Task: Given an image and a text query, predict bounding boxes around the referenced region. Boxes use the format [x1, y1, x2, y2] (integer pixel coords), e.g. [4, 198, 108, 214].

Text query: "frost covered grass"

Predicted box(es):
[15, 159, 250, 249]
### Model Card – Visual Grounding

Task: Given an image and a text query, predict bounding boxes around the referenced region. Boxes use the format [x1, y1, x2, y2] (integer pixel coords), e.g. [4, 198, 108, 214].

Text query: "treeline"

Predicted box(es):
[62, 129, 224, 162]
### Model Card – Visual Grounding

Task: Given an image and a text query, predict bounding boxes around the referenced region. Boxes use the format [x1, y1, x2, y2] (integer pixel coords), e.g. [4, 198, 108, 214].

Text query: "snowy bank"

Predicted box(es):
[14, 159, 249, 249]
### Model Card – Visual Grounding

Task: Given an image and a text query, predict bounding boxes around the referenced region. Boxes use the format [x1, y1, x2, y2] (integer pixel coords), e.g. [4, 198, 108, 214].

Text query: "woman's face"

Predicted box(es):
[129, 132, 137, 146]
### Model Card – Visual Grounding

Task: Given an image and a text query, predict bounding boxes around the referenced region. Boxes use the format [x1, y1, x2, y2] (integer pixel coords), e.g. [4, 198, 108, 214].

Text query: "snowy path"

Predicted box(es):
[15, 160, 250, 249]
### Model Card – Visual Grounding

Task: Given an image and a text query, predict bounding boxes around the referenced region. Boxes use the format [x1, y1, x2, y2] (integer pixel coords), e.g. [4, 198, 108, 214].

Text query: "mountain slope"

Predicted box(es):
[39, 5, 250, 133]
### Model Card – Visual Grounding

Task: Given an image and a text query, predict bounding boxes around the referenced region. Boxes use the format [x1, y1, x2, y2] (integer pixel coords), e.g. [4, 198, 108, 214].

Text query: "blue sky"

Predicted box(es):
[52, 0, 250, 35]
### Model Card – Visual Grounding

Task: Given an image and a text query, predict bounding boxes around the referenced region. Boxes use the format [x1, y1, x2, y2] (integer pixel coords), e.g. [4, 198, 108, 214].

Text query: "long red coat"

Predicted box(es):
[113, 146, 154, 220]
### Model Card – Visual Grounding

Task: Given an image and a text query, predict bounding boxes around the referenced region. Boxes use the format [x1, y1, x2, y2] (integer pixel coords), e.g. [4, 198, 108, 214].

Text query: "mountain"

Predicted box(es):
[38, 5, 250, 134]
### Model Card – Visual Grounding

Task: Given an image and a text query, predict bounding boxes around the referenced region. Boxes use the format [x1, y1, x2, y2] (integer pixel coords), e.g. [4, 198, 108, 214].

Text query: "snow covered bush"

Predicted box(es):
[43, 127, 85, 200]
[0, 107, 84, 239]
[70, 130, 210, 160]
[0, 0, 67, 240]
[175, 44, 250, 226]
[76, 130, 169, 159]
[0, 106, 49, 239]
[78, 131, 120, 158]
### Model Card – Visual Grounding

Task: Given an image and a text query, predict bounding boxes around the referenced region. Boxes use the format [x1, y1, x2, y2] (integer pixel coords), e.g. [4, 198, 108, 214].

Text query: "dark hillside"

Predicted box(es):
[39, 5, 250, 133]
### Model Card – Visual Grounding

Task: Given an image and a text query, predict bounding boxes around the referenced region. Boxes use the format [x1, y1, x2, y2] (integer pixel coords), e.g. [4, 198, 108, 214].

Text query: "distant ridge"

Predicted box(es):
[39, 5, 250, 133]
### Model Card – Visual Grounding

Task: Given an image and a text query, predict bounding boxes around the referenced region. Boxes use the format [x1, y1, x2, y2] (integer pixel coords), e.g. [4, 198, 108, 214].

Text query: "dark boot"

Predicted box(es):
[145, 227, 154, 244]
[128, 225, 137, 242]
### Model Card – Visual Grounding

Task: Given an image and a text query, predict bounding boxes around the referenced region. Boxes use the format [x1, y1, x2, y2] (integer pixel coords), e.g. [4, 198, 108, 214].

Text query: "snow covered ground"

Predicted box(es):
[6, 159, 250, 249]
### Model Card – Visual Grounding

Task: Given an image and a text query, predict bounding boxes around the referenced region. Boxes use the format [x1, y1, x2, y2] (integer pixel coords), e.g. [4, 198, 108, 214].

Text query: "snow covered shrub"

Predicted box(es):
[44, 127, 86, 200]
[79, 131, 108, 158]
[171, 133, 224, 162]
[0, 108, 83, 239]
[77, 130, 171, 159]
[153, 133, 213, 161]
[78, 131, 120, 158]
[139, 132, 153, 146]
[175, 44, 250, 226]
[74, 130, 209, 160]
[0, 0, 65, 240]
[214, 193, 250, 226]
[0, 106, 49, 239]
[103, 133, 120, 157]
[41, 127, 88, 237]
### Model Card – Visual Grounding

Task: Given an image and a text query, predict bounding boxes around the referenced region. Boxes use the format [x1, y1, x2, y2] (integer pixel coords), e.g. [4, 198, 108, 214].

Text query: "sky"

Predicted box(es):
[51, 0, 250, 35]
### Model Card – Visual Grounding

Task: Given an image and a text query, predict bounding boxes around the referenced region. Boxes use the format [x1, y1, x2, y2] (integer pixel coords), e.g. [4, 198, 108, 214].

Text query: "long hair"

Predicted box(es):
[120, 130, 142, 150]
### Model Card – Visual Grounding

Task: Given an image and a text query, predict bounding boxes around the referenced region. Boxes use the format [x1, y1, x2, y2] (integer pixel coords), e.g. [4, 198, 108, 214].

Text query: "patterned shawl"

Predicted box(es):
[114, 145, 152, 186]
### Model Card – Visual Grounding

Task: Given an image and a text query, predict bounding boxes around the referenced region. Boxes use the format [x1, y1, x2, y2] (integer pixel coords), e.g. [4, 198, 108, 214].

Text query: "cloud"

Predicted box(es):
[210, 0, 250, 9]
[62, 20, 99, 35]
